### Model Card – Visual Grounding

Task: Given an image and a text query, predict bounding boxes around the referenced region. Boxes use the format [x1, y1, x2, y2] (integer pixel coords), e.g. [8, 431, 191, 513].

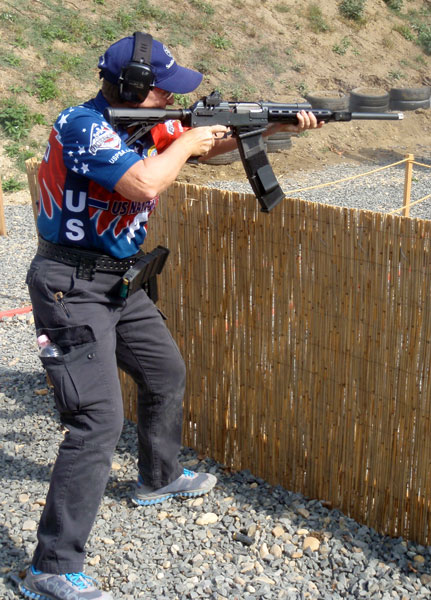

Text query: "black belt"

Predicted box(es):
[37, 237, 142, 279]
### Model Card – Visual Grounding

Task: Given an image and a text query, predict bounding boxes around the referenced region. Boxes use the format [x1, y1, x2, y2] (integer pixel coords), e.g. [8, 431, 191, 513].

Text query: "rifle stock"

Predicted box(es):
[104, 92, 404, 212]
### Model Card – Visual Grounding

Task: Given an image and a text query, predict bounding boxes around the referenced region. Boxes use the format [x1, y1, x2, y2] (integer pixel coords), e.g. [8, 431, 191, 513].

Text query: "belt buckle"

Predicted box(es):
[76, 256, 97, 280]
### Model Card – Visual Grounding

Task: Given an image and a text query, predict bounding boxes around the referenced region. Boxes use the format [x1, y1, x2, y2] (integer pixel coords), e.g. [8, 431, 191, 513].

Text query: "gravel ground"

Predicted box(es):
[1, 162, 431, 599]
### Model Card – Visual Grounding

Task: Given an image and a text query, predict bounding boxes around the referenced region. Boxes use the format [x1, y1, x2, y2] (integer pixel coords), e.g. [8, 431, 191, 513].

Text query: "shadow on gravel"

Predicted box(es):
[1, 441, 52, 483]
[1, 368, 59, 484]
[0, 524, 29, 575]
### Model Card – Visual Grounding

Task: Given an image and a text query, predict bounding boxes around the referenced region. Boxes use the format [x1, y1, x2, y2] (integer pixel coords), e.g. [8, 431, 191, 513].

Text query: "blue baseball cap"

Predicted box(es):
[98, 35, 203, 94]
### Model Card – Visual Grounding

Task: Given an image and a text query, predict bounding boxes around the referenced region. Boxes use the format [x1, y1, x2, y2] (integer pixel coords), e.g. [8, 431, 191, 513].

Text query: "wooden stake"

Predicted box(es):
[0, 177, 6, 236]
[25, 157, 40, 227]
[403, 153, 414, 218]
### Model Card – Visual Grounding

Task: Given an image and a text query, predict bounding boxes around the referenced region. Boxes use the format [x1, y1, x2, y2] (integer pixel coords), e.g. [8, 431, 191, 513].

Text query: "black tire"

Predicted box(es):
[201, 149, 241, 165]
[389, 86, 431, 101]
[305, 90, 349, 110]
[266, 132, 294, 153]
[349, 103, 390, 113]
[389, 98, 430, 111]
[349, 87, 389, 111]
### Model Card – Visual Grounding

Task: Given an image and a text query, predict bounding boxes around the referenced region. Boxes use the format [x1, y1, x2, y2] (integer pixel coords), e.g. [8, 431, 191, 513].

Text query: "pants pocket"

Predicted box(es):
[39, 326, 112, 413]
[25, 264, 40, 288]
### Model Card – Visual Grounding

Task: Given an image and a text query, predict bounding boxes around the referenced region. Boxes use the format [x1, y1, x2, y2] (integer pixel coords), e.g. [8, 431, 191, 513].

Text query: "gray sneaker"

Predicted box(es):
[132, 468, 217, 506]
[20, 566, 114, 599]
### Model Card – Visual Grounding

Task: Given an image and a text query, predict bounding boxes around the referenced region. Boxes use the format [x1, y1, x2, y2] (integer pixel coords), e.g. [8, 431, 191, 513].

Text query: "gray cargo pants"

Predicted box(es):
[26, 253, 185, 574]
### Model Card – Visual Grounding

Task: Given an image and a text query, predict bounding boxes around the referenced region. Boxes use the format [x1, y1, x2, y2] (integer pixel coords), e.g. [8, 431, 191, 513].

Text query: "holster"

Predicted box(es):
[119, 245, 170, 303]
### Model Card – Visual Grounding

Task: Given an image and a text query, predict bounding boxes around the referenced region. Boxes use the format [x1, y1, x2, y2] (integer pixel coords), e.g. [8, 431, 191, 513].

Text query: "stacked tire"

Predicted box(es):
[389, 87, 431, 111]
[201, 149, 241, 165]
[305, 90, 349, 110]
[349, 88, 390, 113]
[201, 140, 268, 164]
[266, 132, 294, 153]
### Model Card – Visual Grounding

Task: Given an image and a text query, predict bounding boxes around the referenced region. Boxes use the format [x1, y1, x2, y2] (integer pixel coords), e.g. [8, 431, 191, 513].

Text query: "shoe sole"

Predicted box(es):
[20, 583, 51, 600]
[131, 487, 214, 506]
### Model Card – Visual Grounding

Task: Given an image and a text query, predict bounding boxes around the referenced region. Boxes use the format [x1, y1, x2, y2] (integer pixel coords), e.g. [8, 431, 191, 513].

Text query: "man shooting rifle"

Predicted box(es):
[20, 31, 323, 600]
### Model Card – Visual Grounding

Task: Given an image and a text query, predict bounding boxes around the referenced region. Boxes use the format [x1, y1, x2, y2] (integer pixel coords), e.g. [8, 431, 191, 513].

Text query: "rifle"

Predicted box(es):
[104, 91, 404, 213]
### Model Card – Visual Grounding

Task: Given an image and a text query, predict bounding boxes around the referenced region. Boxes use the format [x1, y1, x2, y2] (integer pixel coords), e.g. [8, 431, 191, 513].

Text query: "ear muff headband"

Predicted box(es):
[119, 32, 154, 102]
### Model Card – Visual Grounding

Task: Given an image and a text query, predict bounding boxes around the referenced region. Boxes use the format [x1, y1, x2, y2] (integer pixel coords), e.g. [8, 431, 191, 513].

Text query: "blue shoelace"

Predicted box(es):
[183, 468, 196, 478]
[64, 573, 97, 590]
[31, 567, 96, 591]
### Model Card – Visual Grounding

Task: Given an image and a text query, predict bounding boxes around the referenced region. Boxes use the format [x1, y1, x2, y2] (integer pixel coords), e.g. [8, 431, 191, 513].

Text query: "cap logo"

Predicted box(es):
[162, 45, 175, 69]
[163, 45, 173, 58]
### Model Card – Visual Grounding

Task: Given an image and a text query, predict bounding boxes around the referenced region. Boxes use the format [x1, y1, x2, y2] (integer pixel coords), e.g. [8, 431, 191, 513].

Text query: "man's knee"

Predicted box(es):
[128, 344, 186, 398]
[153, 349, 186, 399]
[165, 350, 186, 393]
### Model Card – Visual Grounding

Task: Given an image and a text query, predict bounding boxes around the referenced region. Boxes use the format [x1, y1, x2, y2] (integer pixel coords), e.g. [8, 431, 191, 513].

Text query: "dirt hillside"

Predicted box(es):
[1, 0, 431, 199]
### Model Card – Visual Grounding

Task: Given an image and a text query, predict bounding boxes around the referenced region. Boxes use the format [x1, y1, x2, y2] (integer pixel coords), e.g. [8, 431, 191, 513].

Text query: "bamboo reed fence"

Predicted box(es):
[121, 181, 431, 546]
[25, 156, 431, 544]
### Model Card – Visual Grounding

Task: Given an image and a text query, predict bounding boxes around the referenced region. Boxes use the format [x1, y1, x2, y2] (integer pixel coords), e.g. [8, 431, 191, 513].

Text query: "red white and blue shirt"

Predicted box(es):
[37, 91, 184, 258]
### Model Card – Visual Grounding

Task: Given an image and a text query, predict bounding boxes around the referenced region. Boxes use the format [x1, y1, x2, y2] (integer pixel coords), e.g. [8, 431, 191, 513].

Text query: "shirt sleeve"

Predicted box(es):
[151, 120, 189, 153]
[58, 108, 142, 192]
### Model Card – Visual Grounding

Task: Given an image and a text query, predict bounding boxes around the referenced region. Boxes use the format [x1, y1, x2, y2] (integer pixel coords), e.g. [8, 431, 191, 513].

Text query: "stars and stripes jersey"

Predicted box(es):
[37, 91, 185, 258]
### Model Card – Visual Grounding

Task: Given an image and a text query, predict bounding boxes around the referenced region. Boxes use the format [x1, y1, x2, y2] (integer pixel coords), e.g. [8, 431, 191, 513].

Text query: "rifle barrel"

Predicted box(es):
[351, 112, 404, 120]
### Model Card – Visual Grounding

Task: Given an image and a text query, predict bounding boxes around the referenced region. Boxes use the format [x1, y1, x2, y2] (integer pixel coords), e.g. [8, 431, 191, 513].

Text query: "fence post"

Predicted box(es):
[25, 157, 40, 228]
[0, 178, 6, 236]
[403, 153, 414, 218]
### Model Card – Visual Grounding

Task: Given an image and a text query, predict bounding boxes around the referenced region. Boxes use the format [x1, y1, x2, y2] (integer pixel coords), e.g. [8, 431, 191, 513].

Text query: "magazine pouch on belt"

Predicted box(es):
[119, 245, 170, 302]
